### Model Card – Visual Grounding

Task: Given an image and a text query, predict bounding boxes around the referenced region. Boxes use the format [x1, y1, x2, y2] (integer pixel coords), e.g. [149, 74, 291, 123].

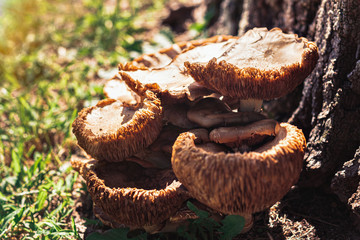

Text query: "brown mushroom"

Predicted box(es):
[171, 122, 306, 215]
[185, 27, 319, 111]
[117, 36, 239, 103]
[103, 75, 198, 128]
[121, 35, 237, 69]
[187, 97, 266, 128]
[209, 119, 280, 148]
[118, 68, 214, 104]
[72, 89, 162, 162]
[103, 75, 140, 104]
[71, 29, 316, 235]
[70, 155, 190, 230]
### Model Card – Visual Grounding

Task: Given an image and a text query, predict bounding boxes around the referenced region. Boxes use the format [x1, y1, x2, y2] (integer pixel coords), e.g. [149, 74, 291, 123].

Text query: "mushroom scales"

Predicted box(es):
[116, 35, 238, 103]
[72, 89, 162, 162]
[184, 27, 319, 100]
[71, 27, 318, 233]
[71, 155, 190, 229]
[171, 122, 306, 215]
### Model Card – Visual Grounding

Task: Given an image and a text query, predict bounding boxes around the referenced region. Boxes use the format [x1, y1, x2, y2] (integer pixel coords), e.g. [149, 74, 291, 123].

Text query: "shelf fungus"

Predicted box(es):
[70, 155, 190, 231]
[72, 89, 163, 162]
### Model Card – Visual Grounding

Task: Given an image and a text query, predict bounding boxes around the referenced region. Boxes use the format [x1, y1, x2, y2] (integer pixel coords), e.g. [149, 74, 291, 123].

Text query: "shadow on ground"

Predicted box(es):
[74, 184, 360, 239]
[242, 187, 360, 240]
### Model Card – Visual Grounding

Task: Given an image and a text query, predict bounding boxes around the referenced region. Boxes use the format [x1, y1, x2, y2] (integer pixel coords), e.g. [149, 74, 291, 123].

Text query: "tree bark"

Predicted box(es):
[204, 0, 360, 211]
[331, 147, 360, 217]
[289, 0, 360, 188]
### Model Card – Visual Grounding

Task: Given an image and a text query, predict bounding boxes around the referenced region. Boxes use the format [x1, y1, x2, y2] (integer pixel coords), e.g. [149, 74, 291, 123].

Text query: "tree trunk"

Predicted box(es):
[205, 0, 360, 213]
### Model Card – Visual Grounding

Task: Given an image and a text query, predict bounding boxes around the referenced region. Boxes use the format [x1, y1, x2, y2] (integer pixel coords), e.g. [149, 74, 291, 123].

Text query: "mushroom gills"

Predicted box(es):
[71, 156, 191, 229]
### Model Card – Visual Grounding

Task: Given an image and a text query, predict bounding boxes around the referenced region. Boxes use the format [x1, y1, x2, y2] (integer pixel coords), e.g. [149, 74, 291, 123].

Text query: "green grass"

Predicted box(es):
[0, 0, 244, 239]
[0, 0, 165, 238]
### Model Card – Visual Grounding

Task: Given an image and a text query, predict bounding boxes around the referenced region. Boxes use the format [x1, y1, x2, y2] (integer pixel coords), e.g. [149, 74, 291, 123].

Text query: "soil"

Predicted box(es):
[72, 179, 360, 239]
[242, 187, 360, 239]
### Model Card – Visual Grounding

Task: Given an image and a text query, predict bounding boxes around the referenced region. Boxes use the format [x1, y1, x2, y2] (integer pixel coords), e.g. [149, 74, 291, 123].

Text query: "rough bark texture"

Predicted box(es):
[197, 0, 360, 217]
[289, 0, 360, 189]
[331, 147, 360, 217]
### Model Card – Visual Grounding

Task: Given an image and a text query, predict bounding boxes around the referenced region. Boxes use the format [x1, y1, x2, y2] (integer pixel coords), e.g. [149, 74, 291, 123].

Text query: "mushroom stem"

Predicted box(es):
[238, 98, 263, 112]
[209, 119, 280, 147]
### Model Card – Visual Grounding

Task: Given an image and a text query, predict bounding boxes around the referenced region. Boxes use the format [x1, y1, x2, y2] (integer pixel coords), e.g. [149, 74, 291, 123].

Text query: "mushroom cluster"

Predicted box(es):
[71, 28, 318, 233]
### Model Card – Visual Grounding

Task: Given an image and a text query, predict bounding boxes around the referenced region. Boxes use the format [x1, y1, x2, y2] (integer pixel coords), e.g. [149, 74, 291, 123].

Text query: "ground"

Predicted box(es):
[72, 174, 360, 239]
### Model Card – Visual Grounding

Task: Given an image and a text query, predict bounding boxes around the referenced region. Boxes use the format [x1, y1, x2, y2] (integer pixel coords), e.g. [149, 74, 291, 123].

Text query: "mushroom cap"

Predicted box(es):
[119, 68, 214, 103]
[117, 36, 238, 103]
[72, 90, 163, 162]
[122, 35, 237, 69]
[185, 28, 319, 100]
[171, 122, 306, 215]
[209, 119, 280, 148]
[103, 76, 140, 104]
[70, 155, 190, 228]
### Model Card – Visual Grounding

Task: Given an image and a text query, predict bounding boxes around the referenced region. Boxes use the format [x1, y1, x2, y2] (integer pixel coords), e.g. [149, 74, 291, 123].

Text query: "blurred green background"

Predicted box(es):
[0, 0, 170, 239]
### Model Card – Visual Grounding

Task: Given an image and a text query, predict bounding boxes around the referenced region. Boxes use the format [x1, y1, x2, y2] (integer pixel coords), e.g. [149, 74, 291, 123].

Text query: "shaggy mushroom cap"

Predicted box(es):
[72, 90, 163, 162]
[185, 27, 319, 100]
[171, 122, 306, 215]
[122, 35, 237, 69]
[70, 155, 190, 229]
[117, 36, 238, 103]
